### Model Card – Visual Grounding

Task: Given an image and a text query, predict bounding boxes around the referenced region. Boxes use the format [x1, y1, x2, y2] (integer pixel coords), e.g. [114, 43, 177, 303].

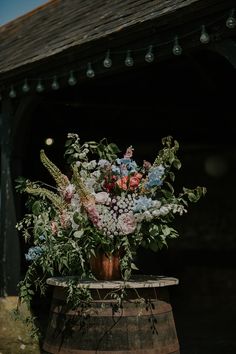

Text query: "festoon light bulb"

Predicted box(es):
[172, 36, 182, 56]
[103, 50, 112, 68]
[226, 9, 236, 29]
[200, 25, 210, 44]
[145, 45, 154, 63]
[22, 79, 30, 93]
[51, 76, 60, 90]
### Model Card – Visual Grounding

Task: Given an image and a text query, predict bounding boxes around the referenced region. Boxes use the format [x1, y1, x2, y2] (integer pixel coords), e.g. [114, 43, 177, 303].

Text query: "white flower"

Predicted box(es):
[160, 206, 169, 216]
[87, 160, 97, 170]
[152, 210, 161, 217]
[143, 210, 153, 221]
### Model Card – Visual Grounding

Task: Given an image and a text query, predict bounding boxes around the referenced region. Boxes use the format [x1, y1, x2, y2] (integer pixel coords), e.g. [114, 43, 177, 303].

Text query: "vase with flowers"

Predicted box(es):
[15, 134, 206, 308]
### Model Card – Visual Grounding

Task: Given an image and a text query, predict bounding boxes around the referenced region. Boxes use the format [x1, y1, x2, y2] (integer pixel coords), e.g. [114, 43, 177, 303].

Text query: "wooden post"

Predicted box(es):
[0, 98, 20, 296]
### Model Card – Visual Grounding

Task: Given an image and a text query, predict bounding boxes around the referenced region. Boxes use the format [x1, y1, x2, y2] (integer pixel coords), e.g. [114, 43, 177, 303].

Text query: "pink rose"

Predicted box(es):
[117, 213, 137, 235]
[116, 176, 128, 190]
[129, 173, 142, 190]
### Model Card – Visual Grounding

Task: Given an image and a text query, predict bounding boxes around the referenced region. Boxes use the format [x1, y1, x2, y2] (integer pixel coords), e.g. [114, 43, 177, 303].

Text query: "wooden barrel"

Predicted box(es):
[43, 276, 180, 354]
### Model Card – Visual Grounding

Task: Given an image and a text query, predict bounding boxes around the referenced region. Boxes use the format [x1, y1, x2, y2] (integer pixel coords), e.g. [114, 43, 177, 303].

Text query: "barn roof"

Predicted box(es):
[0, 0, 235, 84]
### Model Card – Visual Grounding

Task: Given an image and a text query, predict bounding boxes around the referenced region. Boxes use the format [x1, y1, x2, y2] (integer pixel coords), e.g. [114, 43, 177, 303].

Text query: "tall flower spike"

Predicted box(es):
[24, 185, 68, 212]
[40, 150, 69, 190]
[72, 165, 94, 206]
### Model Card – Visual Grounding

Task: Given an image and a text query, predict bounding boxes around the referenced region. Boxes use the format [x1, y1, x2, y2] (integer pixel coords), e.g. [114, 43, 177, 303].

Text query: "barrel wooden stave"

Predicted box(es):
[43, 287, 180, 354]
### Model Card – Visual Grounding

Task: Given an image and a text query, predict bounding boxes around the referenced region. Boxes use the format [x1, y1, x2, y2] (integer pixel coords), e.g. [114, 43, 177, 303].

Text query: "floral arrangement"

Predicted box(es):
[16, 134, 206, 306]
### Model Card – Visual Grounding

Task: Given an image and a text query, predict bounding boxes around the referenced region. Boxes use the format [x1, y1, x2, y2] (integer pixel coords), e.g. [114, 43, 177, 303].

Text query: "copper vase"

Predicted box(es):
[90, 252, 121, 280]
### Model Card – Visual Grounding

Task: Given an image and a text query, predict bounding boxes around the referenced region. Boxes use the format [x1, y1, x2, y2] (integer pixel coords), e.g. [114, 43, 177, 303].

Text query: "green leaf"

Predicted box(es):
[74, 230, 84, 238]
[32, 201, 42, 216]
[173, 159, 181, 169]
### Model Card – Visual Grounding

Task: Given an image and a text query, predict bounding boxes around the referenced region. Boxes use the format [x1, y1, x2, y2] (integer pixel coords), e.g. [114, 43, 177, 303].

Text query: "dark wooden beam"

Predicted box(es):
[210, 39, 236, 68]
[0, 98, 21, 296]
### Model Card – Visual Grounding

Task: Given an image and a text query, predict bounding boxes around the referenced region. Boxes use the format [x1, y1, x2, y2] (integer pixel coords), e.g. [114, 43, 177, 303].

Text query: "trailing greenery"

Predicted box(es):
[15, 133, 206, 314]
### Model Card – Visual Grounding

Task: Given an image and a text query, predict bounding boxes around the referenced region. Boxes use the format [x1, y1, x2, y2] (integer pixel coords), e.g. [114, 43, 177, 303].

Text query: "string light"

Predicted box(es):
[200, 25, 210, 44]
[36, 79, 44, 93]
[145, 45, 154, 63]
[68, 71, 77, 86]
[4, 9, 235, 99]
[226, 9, 236, 29]
[9, 86, 16, 98]
[172, 36, 182, 56]
[103, 50, 112, 68]
[86, 63, 95, 78]
[22, 79, 30, 93]
[125, 50, 134, 67]
[51, 76, 60, 90]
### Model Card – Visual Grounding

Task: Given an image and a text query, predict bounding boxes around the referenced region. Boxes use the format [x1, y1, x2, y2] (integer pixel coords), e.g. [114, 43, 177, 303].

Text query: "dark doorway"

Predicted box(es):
[15, 49, 236, 354]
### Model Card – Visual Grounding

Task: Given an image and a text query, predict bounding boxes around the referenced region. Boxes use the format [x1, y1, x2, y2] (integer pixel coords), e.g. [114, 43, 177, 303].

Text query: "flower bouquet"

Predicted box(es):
[16, 134, 206, 306]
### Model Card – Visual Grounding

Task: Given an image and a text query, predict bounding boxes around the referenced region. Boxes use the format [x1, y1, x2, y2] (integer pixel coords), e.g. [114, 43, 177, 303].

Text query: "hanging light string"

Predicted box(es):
[0, 8, 235, 100]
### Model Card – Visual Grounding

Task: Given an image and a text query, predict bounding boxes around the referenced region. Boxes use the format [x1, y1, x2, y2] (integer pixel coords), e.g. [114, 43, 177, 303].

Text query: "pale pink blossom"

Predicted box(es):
[124, 146, 134, 159]
[117, 213, 137, 235]
[62, 184, 75, 202]
[95, 192, 109, 204]
[51, 221, 58, 235]
[60, 211, 71, 228]
[85, 203, 100, 225]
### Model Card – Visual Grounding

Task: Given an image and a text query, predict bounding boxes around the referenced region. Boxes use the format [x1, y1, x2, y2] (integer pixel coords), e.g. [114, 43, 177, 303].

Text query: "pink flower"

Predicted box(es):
[62, 184, 75, 202]
[60, 211, 71, 229]
[117, 173, 142, 191]
[129, 173, 142, 190]
[95, 192, 109, 204]
[116, 176, 129, 190]
[124, 146, 134, 159]
[85, 202, 100, 225]
[117, 213, 137, 235]
[51, 221, 58, 235]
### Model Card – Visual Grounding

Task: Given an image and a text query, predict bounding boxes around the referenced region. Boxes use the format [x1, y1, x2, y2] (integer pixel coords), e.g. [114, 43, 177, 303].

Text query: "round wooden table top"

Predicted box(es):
[46, 275, 179, 289]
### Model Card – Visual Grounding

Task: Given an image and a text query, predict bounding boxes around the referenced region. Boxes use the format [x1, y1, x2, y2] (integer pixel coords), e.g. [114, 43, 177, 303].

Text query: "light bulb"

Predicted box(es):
[36, 79, 44, 93]
[86, 63, 95, 78]
[200, 25, 210, 44]
[51, 76, 60, 90]
[226, 9, 236, 29]
[22, 79, 30, 93]
[9, 86, 16, 98]
[68, 71, 77, 86]
[125, 50, 134, 67]
[45, 137, 54, 146]
[172, 36, 182, 56]
[103, 50, 112, 68]
[145, 45, 154, 63]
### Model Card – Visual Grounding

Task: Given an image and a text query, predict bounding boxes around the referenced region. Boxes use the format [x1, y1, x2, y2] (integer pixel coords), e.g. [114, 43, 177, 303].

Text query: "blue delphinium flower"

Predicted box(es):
[25, 246, 44, 261]
[145, 165, 165, 189]
[115, 158, 138, 176]
[39, 234, 46, 241]
[133, 196, 154, 212]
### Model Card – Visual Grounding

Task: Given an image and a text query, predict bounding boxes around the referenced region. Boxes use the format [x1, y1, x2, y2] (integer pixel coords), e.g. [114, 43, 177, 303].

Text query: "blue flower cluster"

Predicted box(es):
[145, 165, 165, 189]
[133, 196, 154, 212]
[25, 246, 44, 261]
[114, 158, 138, 176]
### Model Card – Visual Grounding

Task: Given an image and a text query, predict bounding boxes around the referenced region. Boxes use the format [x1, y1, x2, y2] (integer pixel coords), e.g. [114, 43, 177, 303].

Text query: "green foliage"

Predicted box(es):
[15, 133, 206, 313]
